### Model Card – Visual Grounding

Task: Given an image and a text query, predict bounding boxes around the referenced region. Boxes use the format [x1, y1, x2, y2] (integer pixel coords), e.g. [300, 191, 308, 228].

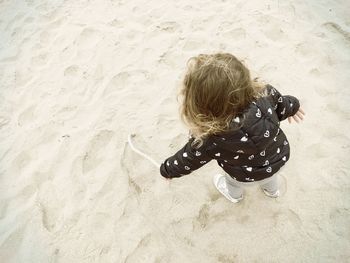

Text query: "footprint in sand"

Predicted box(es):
[166, 133, 187, 150]
[259, 63, 278, 75]
[108, 18, 123, 28]
[11, 151, 32, 174]
[309, 68, 321, 76]
[258, 16, 286, 42]
[59, 44, 77, 61]
[158, 50, 180, 67]
[39, 30, 52, 45]
[329, 207, 350, 239]
[15, 68, 34, 87]
[156, 21, 181, 33]
[47, 18, 63, 31]
[128, 174, 142, 195]
[0, 225, 26, 259]
[103, 71, 131, 97]
[17, 105, 36, 127]
[4, 13, 25, 31]
[193, 203, 210, 230]
[221, 28, 246, 40]
[264, 25, 286, 41]
[64, 65, 79, 77]
[76, 28, 102, 50]
[31, 53, 48, 67]
[36, 183, 62, 232]
[217, 21, 234, 31]
[23, 16, 35, 24]
[82, 130, 115, 174]
[182, 39, 203, 51]
[103, 70, 150, 97]
[295, 42, 319, 59]
[272, 208, 302, 228]
[39, 204, 56, 232]
[53, 105, 78, 121]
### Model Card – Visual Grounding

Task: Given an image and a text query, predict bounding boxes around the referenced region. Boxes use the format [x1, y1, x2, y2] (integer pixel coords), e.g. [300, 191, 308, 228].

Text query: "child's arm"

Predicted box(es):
[160, 138, 212, 179]
[266, 85, 302, 121]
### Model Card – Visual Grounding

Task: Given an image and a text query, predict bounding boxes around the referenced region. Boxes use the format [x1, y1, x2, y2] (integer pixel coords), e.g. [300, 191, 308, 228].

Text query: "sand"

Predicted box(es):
[0, 0, 350, 262]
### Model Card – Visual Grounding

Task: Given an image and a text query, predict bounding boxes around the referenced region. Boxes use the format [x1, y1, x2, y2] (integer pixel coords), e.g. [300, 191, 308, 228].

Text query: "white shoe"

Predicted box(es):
[262, 189, 280, 198]
[213, 174, 243, 203]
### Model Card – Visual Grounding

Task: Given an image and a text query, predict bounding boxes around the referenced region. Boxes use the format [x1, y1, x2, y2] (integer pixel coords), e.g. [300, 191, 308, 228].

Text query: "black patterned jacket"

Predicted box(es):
[160, 85, 300, 182]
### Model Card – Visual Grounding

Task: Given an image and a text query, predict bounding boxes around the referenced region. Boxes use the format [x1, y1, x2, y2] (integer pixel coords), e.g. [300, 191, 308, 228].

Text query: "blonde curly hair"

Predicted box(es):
[179, 53, 263, 146]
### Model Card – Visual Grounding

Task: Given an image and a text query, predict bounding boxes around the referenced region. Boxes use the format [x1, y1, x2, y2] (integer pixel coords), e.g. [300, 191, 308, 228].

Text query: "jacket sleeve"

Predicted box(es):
[266, 85, 300, 121]
[160, 138, 212, 179]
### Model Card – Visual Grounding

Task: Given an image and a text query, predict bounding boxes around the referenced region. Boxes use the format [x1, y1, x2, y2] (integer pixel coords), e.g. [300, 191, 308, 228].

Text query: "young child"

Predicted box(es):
[160, 53, 304, 203]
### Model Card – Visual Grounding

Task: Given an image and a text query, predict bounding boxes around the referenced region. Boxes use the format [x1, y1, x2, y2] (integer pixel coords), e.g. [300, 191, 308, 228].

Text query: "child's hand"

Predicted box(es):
[288, 108, 305, 123]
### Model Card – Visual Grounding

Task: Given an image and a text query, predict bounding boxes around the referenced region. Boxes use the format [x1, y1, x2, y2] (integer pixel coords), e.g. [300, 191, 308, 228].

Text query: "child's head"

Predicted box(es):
[180, 53, 262, 142]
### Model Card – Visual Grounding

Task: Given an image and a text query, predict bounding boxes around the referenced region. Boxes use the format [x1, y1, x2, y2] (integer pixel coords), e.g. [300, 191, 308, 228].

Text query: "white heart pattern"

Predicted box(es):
[184, 166, 190, 170]
[233, 116, 240, 123]
[290, 103, 293, 107]
[215, 152, 221, 157]
[273, 137, 277, 142]
[281, 108, 286, 115]
[237, 150, 244, 153]
[278, 97, 283, 103]
[174, 160, 178, 165]
[248, 155, 254, 160]
[241, 136, 248, 142]
[268, 108, 272, 114]
[266, 167, 272, 173]
[166, 161, 170, 166]
[282, 156, 287, 161]
[260, 150, 265, 156]
[245, 177, 255, 182]
[264, 130, 270, 138]
[220, 163, 224, 167]
[284, 140, 288, 145]
[234, 155, 239, 160]
[277, 148, 280, 154]
[246, 167, 252, 172]
[256, 108, 261, 118]
[200, 160, 207, 164]
[263, 160, 269, 166]
[224, 160, 228, 162]
[183, 152, 188, 157]
[195, 151, 201, 156]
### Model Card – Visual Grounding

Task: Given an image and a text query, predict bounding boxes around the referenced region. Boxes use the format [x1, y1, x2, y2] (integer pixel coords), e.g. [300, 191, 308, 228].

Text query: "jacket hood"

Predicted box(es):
[209, 96, 280, 155]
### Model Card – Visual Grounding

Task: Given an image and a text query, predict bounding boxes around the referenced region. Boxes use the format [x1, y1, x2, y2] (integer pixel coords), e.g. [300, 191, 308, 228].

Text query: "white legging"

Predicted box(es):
[224, 174, 279, 198]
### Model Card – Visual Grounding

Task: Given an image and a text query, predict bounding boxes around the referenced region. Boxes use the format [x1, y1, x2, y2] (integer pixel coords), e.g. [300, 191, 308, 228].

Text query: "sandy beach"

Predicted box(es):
[0, 0, 350, 262]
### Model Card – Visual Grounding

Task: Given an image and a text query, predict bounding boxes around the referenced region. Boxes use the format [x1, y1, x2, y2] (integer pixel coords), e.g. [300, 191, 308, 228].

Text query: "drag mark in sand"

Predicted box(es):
[323, 22, 350, 42]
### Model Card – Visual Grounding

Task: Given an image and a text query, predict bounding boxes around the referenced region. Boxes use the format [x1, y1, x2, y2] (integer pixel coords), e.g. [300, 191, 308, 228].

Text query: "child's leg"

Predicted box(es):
[223, 174, 244, 199]
[259, 174, 279, 195]
[213, 174, 243, 203]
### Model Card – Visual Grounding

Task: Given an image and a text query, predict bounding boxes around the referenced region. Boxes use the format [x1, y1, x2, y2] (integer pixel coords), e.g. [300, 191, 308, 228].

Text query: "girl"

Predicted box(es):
[160, 53, 305, 203]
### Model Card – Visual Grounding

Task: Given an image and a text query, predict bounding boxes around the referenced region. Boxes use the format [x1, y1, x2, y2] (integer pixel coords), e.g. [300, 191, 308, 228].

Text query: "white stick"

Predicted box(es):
[127, 134, 160, 168]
